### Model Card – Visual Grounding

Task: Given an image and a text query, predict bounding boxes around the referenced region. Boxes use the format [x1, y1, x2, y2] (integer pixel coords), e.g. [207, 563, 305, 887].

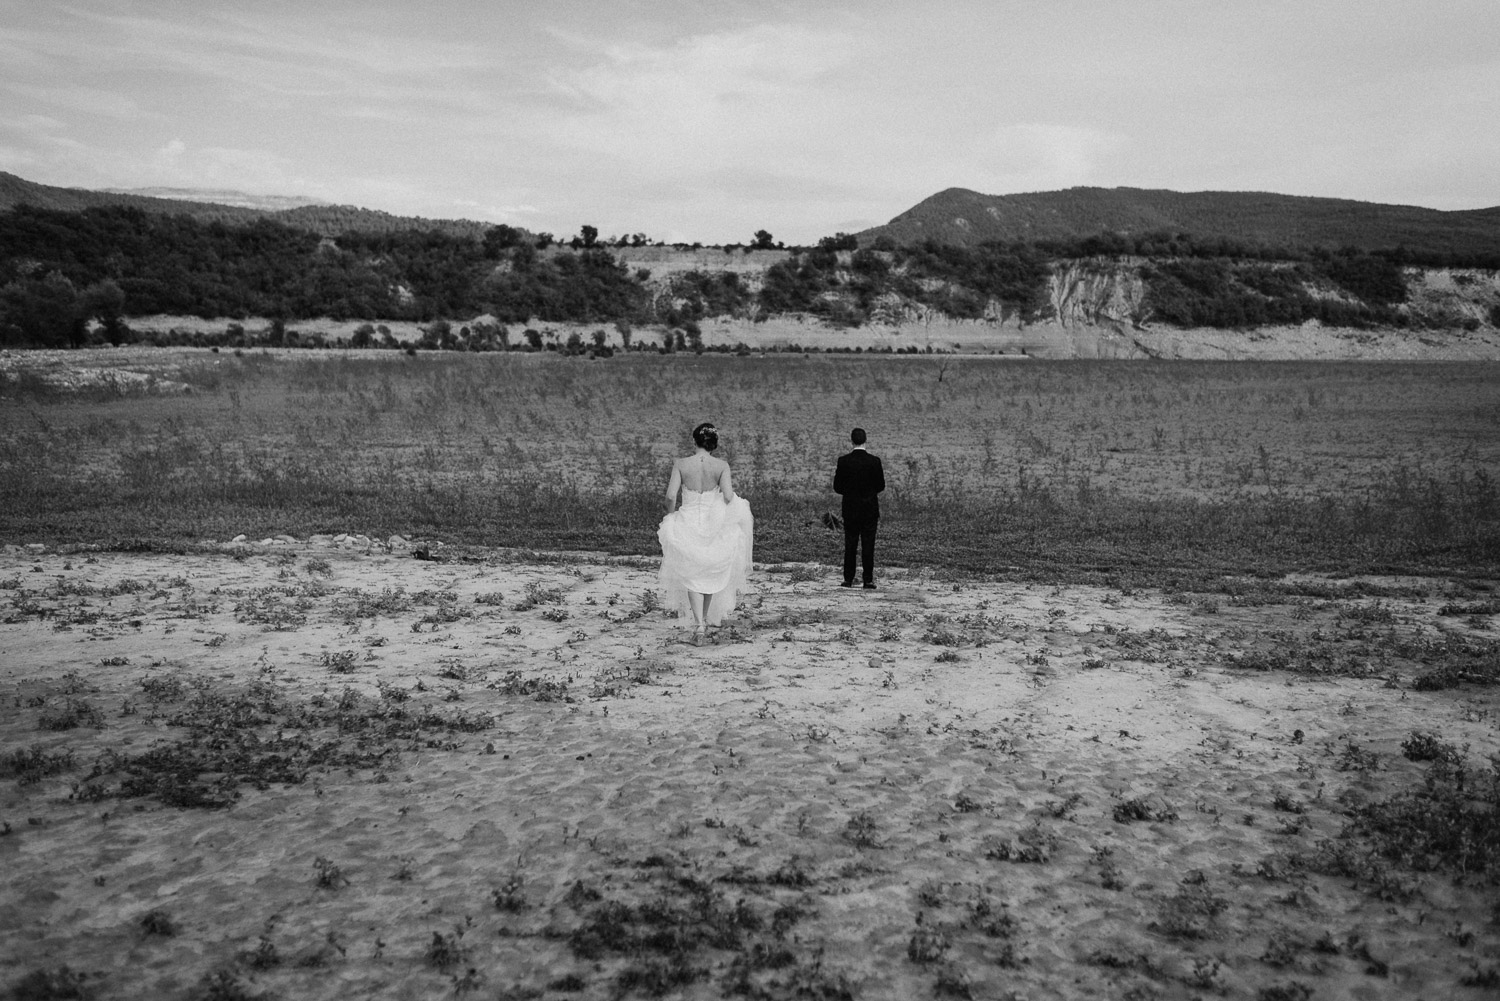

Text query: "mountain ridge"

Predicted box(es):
[857, 186, 1500, 259]
[0, 172, 491, 239]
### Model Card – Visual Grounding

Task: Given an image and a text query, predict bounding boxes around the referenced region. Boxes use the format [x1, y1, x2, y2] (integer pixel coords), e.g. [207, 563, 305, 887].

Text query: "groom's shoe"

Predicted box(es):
[863, 582, 877, 590]
[839, 580, 854, 588]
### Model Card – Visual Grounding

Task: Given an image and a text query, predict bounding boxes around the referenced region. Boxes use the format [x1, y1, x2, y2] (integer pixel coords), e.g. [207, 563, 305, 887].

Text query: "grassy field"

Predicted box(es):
[2, 349, 1498, 581]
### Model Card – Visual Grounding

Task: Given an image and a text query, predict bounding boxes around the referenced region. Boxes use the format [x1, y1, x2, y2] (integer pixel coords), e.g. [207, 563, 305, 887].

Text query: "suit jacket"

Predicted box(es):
[834, 448, 885, 521]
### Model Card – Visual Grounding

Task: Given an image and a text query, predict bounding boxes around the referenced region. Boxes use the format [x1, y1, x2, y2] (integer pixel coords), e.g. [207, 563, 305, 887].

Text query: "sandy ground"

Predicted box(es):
[1, 539, 1497, 1000]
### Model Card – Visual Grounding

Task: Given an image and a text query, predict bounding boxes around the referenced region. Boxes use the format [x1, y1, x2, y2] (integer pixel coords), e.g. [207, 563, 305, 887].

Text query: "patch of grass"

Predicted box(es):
[906, 926, 950, 964]
[1346, 751, 1500, 877]
[1228, 639, 1382, 679]
[1400, 730, 1463, 764]
[488, 671, 571, 702]
[1112, 797, 1178, 824]
[513, 582, 565, 611]
[1260, 928, 1303, 967]
[140, 909, 178, 936]
[491, 874, 527, 913]
[139, 675, 188, 702]
[319, 650, 359, 674]
[243, 936, 280, 970]
[963, 893, 1017, 939]
[195, 968, 259, 1001]
[424, 927, 469, 969]
[1300, 840, 1417, 902]
[1335, 741, 1383, 773]
[566, 872, 789, 997]
[39, 698, 105, 731]
[313, 856, 347, 889]
[72, 674, 483, 809]
[2, 745, 76, 785]
[1091, 845, 1126, 890]
[616, 956, 701, 996]
[843, 811, 879, 848]
[435, 658, 474, 682]
[983, 823, 1058, 863]
[11, 965, 93, 1000]
[376, 680, 409, 703]
[1270, 790, 1304, 814]
[232, 589, 309, 630]
[1462, 966, 1500, 989]
[415, 598, 472, 629]
[1151, 876, 1229, 940]
[331, 586, 412, 621]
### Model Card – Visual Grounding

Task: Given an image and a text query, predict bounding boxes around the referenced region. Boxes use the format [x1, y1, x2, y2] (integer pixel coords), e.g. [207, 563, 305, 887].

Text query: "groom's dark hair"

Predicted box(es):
[850, 428, 866, 446]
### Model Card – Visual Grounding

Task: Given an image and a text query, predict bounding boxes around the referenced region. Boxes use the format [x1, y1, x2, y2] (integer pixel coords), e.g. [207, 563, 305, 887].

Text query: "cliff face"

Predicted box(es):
[1403, 268, 1500, 327]
[1045, 260, 1150, 329]
[1039, 260, 1500, 333]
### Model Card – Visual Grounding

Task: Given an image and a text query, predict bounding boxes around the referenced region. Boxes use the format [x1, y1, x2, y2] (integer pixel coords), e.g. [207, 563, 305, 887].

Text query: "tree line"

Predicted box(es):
[0, 204, 1488, 348]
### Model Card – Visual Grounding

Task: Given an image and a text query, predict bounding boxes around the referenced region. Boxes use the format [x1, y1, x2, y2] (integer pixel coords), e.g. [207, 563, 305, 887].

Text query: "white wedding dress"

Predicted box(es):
[657, 486, 754, 625]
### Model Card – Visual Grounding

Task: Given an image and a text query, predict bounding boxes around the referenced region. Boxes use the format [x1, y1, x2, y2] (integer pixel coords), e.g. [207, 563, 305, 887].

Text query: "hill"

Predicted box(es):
[0, 172, 493, 240]
[858, 187, 1500, 261]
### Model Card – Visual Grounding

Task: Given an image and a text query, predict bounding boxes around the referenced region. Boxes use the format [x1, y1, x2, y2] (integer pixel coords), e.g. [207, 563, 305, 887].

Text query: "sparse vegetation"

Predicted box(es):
[4, 356, 1495, 579]
[0, 347, 1496, 1001]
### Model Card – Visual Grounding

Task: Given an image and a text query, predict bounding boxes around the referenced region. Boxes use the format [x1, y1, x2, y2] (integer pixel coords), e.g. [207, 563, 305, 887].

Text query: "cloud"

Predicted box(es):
[0, 144, 40, 171]
[968, 124, 1127, 192]
[147, 139, 314, 193]
[4, 82, 150, 121]
[29, 3, 496, 109]
[447, 198, 543, 222]
[534, 20, 868, 160]
[0, 111, 69, 134]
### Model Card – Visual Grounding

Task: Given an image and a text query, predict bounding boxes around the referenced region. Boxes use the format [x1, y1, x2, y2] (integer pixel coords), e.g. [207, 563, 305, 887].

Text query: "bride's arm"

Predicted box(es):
[720, 463, 737, 503]
[664, 462, 682, 513]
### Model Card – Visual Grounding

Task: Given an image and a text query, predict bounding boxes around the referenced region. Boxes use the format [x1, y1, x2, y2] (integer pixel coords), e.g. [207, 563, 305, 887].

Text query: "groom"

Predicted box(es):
[833, 427, 885, 590]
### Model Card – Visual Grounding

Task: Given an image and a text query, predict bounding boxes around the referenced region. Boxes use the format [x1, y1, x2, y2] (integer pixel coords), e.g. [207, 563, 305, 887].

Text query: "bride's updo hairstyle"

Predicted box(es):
[692, 422, 719, 452]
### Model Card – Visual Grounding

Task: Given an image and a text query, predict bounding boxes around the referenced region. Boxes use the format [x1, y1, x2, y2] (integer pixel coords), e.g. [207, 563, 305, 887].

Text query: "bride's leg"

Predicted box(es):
[687, 592, 707, 642]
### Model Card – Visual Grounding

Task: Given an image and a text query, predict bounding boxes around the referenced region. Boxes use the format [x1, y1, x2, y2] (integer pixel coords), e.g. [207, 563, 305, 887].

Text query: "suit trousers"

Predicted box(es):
[843, 513, 878, 585]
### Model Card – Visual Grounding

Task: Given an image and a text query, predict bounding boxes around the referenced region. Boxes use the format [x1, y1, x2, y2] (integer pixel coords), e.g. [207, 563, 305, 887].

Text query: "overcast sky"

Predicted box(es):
[2, 0, 1496, 243]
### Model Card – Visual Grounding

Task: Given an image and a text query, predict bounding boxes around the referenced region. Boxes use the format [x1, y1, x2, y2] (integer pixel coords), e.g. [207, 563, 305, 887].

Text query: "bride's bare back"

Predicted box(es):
[666, 451, 736, 508]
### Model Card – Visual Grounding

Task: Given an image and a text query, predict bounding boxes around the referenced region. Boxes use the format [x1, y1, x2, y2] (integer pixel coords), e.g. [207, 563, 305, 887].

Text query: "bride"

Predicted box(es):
[657, 422, 754, 643]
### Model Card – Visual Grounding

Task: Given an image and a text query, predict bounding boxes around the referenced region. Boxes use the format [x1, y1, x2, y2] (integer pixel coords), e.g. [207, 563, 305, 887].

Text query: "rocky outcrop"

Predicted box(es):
[1046, 259, 1149, 329]
[1402, 268, 1500, 328]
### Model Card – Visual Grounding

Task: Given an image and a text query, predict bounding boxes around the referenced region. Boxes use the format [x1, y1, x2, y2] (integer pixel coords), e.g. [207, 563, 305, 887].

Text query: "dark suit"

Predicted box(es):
[833, 447, 885, 585]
